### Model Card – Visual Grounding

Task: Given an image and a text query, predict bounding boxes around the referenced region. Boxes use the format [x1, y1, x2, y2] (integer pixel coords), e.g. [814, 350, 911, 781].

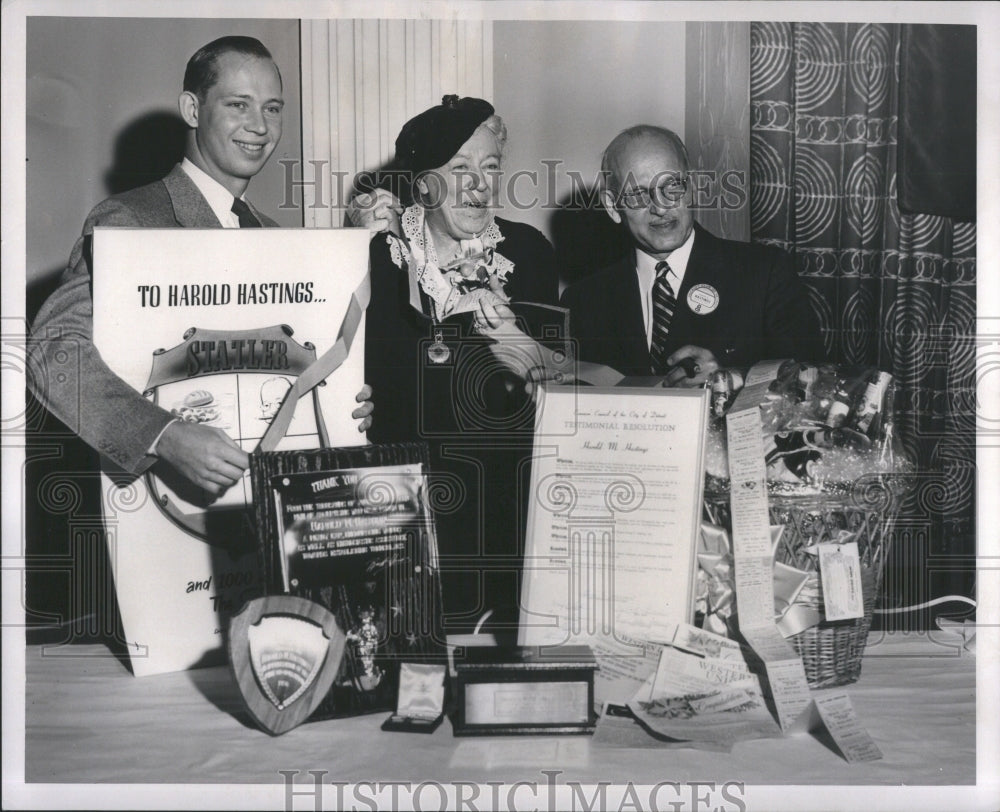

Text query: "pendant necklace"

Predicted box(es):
[427, 327, 450, 364]
[424, 231, 469, 365]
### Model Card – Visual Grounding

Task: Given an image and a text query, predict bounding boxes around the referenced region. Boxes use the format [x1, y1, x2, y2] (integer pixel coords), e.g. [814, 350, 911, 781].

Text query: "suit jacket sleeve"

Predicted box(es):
[761, 246, 824, 363]
[28, 198, 176, 475]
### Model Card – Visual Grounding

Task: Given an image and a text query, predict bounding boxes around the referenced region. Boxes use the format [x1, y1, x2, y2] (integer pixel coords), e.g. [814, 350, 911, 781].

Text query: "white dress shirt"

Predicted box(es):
[634, 228, 695, 350]
[180, 158, 243, 228]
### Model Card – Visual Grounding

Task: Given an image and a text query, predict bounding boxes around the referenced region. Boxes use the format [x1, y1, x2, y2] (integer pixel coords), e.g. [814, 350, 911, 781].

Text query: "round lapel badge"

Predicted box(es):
[686, 283, 720, 315]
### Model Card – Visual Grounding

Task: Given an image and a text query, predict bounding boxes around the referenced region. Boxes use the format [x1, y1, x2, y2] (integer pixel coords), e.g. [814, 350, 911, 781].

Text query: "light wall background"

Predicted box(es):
[493, 20, 687, 275]
[298, 19, 493, 228]
[25, 17, 302, 313]
[684, 21, 751, 242]
[491, 21, 750, 282]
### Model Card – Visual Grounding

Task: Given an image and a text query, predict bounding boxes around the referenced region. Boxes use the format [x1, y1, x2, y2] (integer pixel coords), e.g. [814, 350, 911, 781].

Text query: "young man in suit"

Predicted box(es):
[29, 36, 373, 495]
[561, 125, 823, 385]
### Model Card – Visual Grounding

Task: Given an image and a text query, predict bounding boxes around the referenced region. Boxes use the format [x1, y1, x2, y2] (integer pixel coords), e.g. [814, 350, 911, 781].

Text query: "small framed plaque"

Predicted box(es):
[381, 662, 447, 734]
[452, 645, 598, 736]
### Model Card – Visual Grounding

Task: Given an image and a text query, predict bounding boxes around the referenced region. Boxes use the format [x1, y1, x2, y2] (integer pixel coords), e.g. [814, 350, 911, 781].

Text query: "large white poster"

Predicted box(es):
[92, 227, 370, 675]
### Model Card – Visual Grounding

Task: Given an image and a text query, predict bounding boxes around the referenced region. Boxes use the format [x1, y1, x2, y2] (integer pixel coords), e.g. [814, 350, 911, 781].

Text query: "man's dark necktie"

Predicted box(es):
[649, 260, 676, 374]
[231, 198, 262, 228]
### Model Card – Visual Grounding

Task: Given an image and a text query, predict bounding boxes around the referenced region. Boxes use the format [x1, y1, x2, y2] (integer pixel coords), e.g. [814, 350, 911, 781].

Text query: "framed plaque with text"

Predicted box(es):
[250, 442, 446, 720]
[518, 384, 710, 709]
[452, 645, 598, 736]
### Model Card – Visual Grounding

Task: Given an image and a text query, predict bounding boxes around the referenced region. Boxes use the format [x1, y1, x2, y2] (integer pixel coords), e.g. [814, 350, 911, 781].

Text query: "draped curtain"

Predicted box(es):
[749, 22, 977, 627]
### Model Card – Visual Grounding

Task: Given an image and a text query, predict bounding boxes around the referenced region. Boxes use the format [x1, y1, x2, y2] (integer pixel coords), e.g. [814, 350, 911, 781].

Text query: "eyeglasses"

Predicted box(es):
[617, 175, 689, 210]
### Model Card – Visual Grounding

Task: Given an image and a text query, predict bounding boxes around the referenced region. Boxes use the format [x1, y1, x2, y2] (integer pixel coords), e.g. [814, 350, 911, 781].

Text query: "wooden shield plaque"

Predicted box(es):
[229, 596, 347, 735]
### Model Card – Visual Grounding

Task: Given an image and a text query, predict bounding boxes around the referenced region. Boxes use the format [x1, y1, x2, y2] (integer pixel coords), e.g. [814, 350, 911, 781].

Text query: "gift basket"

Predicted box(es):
[699, 362, 915, 688]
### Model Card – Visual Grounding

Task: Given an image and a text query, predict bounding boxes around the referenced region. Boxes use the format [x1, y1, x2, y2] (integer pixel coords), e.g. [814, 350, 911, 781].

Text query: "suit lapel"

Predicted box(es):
[246, 198, 276, 228]
[669, 224, 721, 349]
[615, 254, 652, 371]
[161, 164, 224, 228]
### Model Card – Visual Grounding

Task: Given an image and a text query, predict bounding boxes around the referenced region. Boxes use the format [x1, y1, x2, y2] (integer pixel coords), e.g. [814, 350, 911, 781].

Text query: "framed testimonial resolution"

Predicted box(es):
[518, 385, 709, 707]
[91, 227, 370, 676]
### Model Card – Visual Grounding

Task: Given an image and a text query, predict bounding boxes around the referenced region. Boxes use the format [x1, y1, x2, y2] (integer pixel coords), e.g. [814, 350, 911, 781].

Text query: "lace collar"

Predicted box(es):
[388, 204, 515, 320]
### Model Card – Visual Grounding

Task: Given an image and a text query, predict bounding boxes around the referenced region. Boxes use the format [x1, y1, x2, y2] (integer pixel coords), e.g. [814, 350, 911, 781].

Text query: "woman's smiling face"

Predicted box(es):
[418, 124, 502, 241]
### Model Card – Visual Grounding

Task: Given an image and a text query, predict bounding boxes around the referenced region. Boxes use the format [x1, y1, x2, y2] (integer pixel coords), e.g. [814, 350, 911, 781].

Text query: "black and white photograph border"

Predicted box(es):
[2, 1, 998, 810]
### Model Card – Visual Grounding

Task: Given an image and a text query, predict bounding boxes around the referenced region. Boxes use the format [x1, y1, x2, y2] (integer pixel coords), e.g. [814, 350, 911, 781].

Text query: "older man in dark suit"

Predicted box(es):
[561, 125, 823, 384]
[30, 36, 373, 495]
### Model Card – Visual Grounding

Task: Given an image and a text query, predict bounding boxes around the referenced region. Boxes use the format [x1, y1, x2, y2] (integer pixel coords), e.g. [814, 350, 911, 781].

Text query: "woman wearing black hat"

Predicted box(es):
[363, 96, 560, 639]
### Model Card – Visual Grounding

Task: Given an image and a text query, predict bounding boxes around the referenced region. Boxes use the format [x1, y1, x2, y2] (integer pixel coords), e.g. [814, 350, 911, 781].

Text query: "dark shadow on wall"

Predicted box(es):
[103, 111, 188, 195]
[547, 185, 631, 289]
[27, 111, 188, 326]
[27, 271, 65, 332]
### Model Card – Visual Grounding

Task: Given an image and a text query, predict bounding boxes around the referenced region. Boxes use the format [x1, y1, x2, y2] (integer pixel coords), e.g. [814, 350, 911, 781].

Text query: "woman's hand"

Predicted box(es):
[352, 384, 374, 433]
[347, 190, 403, 235]
[473, 293, 515, 333]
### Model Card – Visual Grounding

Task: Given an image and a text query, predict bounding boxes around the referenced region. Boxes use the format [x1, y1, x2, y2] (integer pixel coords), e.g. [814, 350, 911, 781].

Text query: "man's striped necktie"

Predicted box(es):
[649, 260, 676, 374]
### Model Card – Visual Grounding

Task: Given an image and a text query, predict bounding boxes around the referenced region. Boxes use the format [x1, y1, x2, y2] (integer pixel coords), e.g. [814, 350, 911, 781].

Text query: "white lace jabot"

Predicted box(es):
[389, 205, 515, 321]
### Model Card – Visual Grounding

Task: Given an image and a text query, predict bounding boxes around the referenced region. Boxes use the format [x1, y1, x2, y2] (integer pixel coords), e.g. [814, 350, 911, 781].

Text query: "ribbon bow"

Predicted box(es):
[696, 521, 840, 638]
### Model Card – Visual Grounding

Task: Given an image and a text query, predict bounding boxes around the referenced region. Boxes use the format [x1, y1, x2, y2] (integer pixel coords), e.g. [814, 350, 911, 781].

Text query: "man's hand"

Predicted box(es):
[663, 345, 719, 387]
[353, 384, 374, 433]
[347, 190, 403, 234]
[525, 364, 576, 400]
[156, 421, 249, 495]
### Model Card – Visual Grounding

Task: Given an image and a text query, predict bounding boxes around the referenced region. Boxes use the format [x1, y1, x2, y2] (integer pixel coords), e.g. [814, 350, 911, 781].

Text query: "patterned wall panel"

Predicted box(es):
[749, 22, 977, 628]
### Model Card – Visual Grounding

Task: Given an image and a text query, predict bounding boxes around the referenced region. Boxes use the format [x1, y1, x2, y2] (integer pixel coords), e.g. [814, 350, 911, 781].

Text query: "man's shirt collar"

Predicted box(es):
[634, 226, 696, 290]
[180, 158, 241, 228]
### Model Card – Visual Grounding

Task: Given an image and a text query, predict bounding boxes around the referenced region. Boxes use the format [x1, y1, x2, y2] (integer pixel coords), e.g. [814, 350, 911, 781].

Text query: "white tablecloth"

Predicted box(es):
[22, 631, 978, 792]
